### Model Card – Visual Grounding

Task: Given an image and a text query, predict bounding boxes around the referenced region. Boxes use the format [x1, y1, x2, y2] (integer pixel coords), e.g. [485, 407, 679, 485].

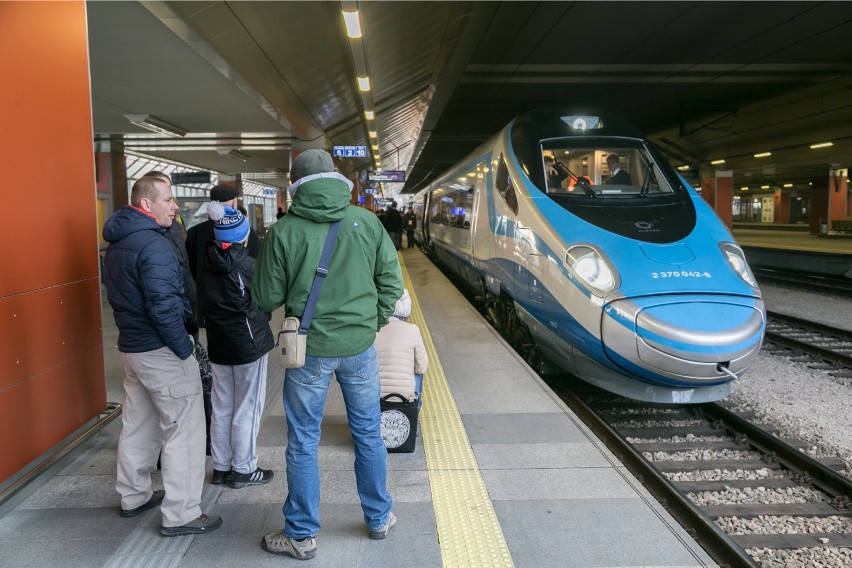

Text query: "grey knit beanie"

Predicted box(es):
[290, 149, 335, 182]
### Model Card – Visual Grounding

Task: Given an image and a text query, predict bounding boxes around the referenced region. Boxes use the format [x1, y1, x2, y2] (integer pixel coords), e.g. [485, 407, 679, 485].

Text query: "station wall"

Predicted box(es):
[0, 2, 105, 484]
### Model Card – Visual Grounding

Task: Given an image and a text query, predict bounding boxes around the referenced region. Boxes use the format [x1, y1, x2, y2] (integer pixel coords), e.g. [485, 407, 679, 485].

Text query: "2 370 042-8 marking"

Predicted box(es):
[651, 271, 712, 278]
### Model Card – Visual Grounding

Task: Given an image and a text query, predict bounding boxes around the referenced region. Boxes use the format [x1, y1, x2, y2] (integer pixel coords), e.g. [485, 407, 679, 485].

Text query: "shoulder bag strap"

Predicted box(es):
[298, 220, 341, 335]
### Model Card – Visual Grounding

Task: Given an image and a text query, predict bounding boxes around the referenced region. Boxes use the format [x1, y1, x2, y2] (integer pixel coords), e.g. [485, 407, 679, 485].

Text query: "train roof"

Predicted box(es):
[510, 108, 647, 143]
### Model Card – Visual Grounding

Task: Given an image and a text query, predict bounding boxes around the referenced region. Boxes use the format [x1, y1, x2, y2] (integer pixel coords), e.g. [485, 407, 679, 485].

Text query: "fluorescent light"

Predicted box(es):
[810, 142, 833, 149]
[740, 186, 749, 190]
[754, 152, 772, 158]
[124, 114, 187, 137]
[760, 185, 769, 189]
[365, 110, 374, 120]
[368, 130, 377, 138]
[357, 76, 371, 91]
[371, 144, 379, 150]
[710, 159, 725, 165]
[342, 10, 362, 38]
[677, 165, 690, 171]
[783, 183, 793, 188]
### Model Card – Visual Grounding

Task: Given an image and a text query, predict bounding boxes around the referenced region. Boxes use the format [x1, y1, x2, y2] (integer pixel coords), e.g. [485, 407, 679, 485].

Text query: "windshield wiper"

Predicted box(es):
[639, 153, 655, 197]
[556, 162, 596, 198]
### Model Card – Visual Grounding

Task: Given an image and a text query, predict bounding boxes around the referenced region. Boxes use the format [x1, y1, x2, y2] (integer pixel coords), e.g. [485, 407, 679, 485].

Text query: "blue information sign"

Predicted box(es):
[333, 145, 367, 158]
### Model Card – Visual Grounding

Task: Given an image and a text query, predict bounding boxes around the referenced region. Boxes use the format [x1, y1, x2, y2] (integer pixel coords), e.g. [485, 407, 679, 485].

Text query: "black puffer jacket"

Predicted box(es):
[102, 206, 194, 359]
[201, 241, 275, 365]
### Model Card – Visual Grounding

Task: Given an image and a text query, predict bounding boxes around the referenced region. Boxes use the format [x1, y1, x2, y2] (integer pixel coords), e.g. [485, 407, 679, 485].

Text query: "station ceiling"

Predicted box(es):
[88, 1, 852, 198]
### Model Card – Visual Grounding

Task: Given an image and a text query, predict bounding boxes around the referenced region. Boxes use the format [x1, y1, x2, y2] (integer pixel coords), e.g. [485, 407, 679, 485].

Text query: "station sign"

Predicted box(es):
[333, 145, 368, 158]
[363, 188, 377, 195]
[368, 170, 406, 182]
[172, 171, 211, 185]
[262, 189, 277, 195]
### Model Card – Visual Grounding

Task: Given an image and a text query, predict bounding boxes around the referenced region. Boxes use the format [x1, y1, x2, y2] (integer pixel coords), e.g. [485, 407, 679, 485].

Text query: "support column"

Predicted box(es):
[808, 169, 846, 235]
[829, 168, 848, 232]
[700, 170, 733, 228]
[773, 189, 791, 224]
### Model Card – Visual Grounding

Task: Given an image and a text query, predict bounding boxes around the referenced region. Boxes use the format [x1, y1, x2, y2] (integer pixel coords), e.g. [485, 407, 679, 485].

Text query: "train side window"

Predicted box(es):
[495, 154, 519, 214]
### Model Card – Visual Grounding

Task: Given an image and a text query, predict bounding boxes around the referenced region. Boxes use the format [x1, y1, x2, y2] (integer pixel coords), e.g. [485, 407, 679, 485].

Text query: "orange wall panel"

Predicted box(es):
[0, 350, 106, 483]
[0, 2, 106, 484]
[0, 2, 99, 297]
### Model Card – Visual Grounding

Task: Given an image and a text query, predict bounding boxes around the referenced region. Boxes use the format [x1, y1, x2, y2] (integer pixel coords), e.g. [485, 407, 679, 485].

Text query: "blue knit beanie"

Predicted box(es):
[208, 202, 249, 244]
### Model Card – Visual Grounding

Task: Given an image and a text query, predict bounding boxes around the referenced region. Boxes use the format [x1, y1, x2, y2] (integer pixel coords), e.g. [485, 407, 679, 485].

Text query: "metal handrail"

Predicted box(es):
[0, 402, 122, 509]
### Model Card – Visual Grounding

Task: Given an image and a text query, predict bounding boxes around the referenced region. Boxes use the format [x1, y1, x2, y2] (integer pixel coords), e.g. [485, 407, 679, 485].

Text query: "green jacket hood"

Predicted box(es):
[288, 173, 353, 223]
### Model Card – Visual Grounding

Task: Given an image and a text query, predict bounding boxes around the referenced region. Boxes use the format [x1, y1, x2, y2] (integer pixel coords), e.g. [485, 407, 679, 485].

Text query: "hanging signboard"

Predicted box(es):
[332, 145, 368, 158]
[172, 171, 211, 185]
[368, 170, 406, 182]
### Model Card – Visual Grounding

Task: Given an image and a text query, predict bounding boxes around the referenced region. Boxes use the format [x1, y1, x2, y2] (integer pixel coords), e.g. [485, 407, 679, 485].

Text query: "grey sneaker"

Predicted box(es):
[262, 530, 317, 560]
[369, 511, 396, 540]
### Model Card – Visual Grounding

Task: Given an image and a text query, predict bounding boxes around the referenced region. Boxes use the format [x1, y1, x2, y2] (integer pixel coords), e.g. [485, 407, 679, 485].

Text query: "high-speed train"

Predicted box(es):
[408, 109, 765, 403]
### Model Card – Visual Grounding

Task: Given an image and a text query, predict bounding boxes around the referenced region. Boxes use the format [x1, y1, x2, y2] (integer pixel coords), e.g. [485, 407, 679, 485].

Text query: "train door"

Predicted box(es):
[470, 159, 490, 261]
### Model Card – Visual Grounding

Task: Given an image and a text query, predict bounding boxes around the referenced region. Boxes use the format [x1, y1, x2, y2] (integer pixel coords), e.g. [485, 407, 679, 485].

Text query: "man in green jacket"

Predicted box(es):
[253, 149, 403, 560]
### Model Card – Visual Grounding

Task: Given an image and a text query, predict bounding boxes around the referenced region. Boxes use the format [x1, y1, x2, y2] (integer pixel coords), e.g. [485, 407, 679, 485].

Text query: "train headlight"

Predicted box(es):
[566, 245, 618, 295]
[720, 242, 757, 288]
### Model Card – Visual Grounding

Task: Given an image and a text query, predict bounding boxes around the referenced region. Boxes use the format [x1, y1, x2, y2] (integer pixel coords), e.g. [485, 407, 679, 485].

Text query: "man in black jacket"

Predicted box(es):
[102, 176, 222, 537]
[185, 184, 260, 325]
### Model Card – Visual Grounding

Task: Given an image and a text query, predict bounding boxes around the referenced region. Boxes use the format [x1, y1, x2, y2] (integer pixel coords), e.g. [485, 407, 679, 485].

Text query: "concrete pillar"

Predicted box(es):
[700, 170, 733, 228]
[809, 168, 847, 234]
[773, 189, 791, 224]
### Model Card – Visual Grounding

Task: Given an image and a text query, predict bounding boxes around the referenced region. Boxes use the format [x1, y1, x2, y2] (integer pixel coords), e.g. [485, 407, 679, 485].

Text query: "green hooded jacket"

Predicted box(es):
[253, 174, 403, 357]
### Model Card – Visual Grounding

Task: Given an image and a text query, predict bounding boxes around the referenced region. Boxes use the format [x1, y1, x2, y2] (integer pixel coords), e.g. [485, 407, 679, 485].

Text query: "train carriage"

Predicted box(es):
[413, 109, 765, 403]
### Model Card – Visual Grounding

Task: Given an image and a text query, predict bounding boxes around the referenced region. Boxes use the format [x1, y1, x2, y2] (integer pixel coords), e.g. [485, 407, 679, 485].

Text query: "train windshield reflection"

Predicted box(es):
[540, 139, 676, 200]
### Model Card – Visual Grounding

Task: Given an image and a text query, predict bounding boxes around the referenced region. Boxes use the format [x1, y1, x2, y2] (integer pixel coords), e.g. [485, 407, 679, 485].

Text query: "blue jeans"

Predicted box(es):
[414, 373, 423, 411]
[282, 345, 392, 538]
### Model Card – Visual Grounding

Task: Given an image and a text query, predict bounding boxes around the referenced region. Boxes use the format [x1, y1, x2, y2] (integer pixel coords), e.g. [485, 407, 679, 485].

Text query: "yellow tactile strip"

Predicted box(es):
[400, 258, 515, 568]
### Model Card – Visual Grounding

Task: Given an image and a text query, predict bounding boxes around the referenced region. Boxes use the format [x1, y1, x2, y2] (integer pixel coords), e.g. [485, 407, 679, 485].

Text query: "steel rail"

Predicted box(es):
[702, 402, 852, 502]
[553, 384, 760, 568]
[765, 312, 852, 369]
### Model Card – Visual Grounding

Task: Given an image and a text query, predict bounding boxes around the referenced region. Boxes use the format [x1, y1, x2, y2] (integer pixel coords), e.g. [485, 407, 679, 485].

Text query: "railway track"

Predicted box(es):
[754, 268, 852, 297]
[764, 312, 852, 377]
[547, 381, 852, 568]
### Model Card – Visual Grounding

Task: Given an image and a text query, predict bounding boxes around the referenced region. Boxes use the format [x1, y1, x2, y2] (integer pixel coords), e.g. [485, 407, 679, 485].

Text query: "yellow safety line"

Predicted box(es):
[400, 256, 514, 568]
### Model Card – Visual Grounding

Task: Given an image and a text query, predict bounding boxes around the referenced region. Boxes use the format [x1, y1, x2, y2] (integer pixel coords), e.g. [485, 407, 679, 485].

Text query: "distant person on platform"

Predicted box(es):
[202, 202, 275, 490]
[404, 209, 417, 249]
[606, 154, 633, 185]
[383, 201, 404, 250]
[102, 175, 222, 537]
[186, 184, 260, 325]
[253, 149, 403, 560]
[276, 206, 286, 220]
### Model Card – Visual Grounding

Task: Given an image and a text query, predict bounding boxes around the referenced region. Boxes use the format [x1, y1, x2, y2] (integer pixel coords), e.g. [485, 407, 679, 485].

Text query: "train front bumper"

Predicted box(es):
[601, 294, 765, 385]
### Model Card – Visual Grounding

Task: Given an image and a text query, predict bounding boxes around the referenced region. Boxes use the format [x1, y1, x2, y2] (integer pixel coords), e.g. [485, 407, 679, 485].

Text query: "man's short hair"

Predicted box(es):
[607, 154, 620, 162]
[142, 170, 171, 184]
[131, 176, 167, 207]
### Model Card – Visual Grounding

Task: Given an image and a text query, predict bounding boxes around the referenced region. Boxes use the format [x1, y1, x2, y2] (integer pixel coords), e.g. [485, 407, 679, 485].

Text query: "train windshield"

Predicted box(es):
[539, 138, 678, 200]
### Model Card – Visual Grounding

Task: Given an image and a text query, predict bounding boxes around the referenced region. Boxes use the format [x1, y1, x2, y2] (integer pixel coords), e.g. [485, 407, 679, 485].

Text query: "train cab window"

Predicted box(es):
[495, 154, 519, 214]
[539, 140, 677, 202]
